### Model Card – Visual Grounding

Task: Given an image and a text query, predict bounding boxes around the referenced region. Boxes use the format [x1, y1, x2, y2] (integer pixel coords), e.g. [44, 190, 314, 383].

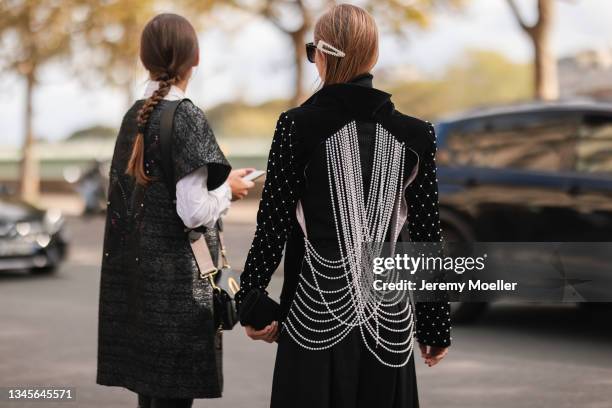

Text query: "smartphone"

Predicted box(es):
[242, 170, 266, 182]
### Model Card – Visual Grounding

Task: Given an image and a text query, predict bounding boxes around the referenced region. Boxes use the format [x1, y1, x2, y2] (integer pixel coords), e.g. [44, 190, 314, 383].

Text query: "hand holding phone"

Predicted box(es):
[242, 170, 265, 182]
[228, 168, 259, 201]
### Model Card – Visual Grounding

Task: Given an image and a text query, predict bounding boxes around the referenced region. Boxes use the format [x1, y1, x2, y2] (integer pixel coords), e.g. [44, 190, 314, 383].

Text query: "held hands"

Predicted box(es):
[419, 343, 449, 367]
[245, 321, 279, 343]
[228, 168, 256, 201]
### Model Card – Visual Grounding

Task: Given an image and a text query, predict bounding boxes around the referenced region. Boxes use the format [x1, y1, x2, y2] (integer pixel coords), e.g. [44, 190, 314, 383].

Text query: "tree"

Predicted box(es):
[199, 0, 318, 107]
[201, 50, 532, 139]
[204, 0, 459, 107]
[80, 0, 221, 107]
[77, 0, 157, 107]
[0, 0, 87, 202]
[390, 50, 531, 118]
[506, 0, 559, 101]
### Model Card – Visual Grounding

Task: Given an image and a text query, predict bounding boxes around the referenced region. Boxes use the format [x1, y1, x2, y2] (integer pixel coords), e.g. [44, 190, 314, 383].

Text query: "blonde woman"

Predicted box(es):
[236, 4, 450, 407]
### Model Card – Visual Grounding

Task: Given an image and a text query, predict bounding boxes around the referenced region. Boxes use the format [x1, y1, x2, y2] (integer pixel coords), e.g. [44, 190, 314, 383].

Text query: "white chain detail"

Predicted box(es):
[284, 121, 415, 366]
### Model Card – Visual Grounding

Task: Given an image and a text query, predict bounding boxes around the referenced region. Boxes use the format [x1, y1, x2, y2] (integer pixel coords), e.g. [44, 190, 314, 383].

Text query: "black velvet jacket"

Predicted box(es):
[236, 74, 451, 348]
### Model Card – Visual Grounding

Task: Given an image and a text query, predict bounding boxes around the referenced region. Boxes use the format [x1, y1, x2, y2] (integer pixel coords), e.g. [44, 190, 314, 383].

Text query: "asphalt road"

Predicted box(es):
[1, 203, 611, 408]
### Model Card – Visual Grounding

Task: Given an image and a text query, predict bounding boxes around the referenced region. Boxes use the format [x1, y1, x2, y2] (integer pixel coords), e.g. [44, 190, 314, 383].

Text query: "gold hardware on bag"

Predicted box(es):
[209, 276, 220, 290]
[200, 267, 217, 279]
[200, 267, 220, 290]
[228, 277, 240, 295]
[220, 249, 231, 269]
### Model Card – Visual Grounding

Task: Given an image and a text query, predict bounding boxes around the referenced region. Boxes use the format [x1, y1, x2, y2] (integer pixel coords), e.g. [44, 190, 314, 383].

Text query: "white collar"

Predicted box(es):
[143, 80, 186, 101]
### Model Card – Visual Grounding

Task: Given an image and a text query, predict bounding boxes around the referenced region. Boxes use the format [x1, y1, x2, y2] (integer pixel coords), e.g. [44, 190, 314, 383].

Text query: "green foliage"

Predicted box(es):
[367, 0, 465, 33]
[210, 50, 531, 139]
[0, 0, 94, 199]
[75, 0, 157, 102]
[78, 1, 220, 103]
[0, 0, 84, 78]
[389, 50, 532, 120]
[206, 99, 289, 139]
[67, 124, 117, 140]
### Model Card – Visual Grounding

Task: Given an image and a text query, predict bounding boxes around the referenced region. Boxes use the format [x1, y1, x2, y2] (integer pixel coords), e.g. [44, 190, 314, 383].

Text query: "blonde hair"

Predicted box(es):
[314, 4, 379, 86]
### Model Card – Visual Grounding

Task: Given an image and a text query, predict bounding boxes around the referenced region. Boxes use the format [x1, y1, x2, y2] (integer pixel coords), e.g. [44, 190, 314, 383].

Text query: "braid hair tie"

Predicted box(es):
[156, 72, 170, 82]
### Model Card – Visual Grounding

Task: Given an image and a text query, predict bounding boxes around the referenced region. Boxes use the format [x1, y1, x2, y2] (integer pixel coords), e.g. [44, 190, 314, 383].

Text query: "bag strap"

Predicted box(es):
[159, 98, 223, 277]
[159, 99, 188, 197]
[217, 220, 231, 269]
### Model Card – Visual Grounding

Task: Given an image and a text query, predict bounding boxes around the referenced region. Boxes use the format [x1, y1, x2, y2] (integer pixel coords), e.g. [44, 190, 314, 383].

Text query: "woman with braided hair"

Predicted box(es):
[97, 13, 254, 408]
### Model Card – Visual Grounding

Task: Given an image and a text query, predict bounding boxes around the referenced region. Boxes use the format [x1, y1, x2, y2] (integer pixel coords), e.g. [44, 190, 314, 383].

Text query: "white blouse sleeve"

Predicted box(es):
[175, 165, 231, 229]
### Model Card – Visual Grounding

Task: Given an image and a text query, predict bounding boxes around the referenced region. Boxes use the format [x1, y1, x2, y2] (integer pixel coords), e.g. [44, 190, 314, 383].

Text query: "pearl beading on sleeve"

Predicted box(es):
[235, 113, 300, 307]
[407, 122, 452, 348]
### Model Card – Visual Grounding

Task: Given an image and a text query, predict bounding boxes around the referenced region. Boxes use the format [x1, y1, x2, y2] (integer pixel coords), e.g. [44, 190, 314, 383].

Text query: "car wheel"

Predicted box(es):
[579, 303, 612, 313]
[442, 223, 488, 323]
[450, 302, 488, 324]
[30, 265, 58, 275]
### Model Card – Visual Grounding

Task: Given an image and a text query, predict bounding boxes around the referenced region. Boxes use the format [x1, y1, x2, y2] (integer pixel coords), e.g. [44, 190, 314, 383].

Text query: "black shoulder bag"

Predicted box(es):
[159, 99, 239, 331]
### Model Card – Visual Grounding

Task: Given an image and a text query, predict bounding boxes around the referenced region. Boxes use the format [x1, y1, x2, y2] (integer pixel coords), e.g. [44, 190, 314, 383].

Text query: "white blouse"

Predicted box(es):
[143, 81, 231, 229]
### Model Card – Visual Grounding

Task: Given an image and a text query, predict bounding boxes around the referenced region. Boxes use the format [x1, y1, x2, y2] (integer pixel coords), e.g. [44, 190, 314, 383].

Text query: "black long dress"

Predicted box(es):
[97, 99, 231, 399]
[235, 74, 451, 408]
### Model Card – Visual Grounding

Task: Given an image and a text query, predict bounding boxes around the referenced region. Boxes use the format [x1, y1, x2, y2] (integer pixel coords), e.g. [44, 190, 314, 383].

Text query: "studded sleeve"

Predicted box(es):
[235, 113, 301, 308]
[406, 122, 452, 348]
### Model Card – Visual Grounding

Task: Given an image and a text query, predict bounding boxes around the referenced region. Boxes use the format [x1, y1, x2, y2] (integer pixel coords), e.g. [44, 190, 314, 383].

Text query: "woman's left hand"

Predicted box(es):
[419, 343, 449, 367]
[245, 321, 278, 343]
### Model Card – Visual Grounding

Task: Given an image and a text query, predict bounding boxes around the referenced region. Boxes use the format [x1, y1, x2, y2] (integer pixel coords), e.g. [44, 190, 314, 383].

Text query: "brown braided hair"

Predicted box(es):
[126, 13, 199, 185]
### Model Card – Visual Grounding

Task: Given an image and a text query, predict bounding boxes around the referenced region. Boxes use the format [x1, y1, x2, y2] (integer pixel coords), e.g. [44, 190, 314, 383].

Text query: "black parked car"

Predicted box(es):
[436, 102, 612, 321]
[0, 187, 68, 274]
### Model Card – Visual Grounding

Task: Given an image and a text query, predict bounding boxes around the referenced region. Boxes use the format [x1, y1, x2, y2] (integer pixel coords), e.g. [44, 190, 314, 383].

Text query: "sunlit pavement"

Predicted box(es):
[1, 200, 611, 408]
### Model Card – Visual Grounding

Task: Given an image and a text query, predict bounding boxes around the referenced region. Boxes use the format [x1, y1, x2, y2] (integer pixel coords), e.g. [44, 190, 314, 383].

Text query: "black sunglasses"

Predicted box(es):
[305, 42, 317, 63]
[306, 41, 346, 63]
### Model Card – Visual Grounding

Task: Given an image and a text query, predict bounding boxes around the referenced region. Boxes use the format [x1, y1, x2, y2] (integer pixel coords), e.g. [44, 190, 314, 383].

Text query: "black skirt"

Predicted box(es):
[271, 329, 419, 408]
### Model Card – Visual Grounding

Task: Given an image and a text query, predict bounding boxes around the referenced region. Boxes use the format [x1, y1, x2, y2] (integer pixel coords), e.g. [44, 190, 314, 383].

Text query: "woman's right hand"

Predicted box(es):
[228, 168, 256, 201]
[245, 321, 278, 343]
[419, 343, 449, 367]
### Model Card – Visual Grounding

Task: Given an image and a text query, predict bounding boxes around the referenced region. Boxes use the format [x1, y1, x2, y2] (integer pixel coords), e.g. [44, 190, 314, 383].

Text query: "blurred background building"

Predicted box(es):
[559, 47, 612, 100]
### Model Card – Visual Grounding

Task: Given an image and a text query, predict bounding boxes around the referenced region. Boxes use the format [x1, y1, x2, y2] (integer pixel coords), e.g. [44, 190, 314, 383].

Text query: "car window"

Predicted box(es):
[440, 112, 578, 172]
[576, 114, 612, 175]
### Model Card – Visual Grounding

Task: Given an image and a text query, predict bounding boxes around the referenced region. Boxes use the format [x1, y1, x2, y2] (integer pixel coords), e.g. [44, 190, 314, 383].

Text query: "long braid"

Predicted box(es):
[126, 73, 179, 185]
